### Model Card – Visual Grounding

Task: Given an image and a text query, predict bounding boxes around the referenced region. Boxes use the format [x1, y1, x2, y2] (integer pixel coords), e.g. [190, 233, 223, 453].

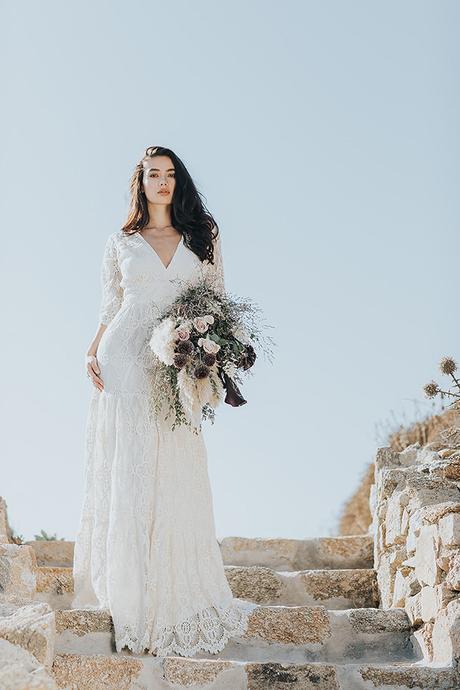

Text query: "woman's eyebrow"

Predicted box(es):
[146, 167, 175, 172]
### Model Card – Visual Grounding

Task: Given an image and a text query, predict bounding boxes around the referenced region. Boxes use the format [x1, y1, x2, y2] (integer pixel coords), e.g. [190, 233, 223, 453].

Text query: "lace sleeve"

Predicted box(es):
[205, 227, 226, 296]
[99, 233, 123, 326]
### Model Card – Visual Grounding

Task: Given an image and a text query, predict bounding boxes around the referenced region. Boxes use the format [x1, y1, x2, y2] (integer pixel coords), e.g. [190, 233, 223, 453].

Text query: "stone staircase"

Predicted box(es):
[27, 535, 460, 689]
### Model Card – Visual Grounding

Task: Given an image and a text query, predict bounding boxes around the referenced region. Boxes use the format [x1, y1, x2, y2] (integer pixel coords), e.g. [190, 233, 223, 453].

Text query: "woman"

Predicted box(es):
[71, 146, 251, 657]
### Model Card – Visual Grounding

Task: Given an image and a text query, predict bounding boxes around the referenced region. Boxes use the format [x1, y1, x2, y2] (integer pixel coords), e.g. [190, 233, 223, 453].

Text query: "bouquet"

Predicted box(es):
[148, 276, 275, 432]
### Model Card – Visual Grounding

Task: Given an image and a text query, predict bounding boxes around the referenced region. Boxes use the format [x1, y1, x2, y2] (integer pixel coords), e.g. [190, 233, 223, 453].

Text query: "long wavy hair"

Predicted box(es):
[121, 145, 219, 264]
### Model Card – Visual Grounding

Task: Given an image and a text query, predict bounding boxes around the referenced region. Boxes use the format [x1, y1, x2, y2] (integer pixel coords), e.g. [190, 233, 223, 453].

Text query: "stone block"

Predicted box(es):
[432, 598, 460, 664]
[375, 447, 401, 471]
[420, 586, 438, 622]
[0, 638, 59, 690]
[415, 524, 440, 587]
[399, 443, 420, 466]
[439, 512, 460, 547]
[405, 592, 423, 626]
[0, 498, 11, 544]
[385, 493, 409, 546]
[392, 569, 421, 608]
[0, 544, 37, 601]
[446, 555, 460, 591]
[421, 501, 460, 525]
[0, 602, 55, 669]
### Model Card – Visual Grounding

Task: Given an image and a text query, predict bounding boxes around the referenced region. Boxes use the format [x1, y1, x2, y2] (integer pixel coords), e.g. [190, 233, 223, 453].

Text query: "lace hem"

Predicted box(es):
[115, 599, 251, 657]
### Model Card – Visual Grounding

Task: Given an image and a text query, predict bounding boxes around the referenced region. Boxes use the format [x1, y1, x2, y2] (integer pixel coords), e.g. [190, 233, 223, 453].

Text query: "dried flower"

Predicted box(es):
[439, 357, 457, 376]
[176, 339, 194, 355]
[423, 381, 440, 398]
[149, 317, 177, 365]
[237, 344, 257, 370]
[203, 352, 216, 366]
[173, 353, 188, 369]
[194, 364, 210, 379]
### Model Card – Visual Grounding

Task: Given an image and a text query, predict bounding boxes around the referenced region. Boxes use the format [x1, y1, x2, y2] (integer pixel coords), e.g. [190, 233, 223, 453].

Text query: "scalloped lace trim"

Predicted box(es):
[116, 599, 250, 657]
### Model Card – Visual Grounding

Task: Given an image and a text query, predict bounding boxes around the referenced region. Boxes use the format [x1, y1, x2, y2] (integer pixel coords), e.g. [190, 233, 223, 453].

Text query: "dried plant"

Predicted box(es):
[423, 356, 460, 406]
[374, 397, 441, 450]
[9, 526, 24, 545]
[33, 529, 65, 541]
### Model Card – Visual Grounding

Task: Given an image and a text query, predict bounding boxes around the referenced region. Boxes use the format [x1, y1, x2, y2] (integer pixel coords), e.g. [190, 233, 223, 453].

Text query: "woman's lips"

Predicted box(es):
[158, 191, 170, 195]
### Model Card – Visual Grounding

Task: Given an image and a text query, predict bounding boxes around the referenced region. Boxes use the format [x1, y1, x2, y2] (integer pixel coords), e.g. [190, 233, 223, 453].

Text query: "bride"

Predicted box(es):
[71, 145, 251, 657]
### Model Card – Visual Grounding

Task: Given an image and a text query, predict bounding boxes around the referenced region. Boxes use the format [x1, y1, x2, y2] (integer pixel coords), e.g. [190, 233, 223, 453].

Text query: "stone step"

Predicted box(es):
[220, 535, 374, 570]
[51, 654, 459, 690]
[55, 606, 419, 664]
[26, 539, 74, 567]
[26, 534, 374, 570]
[225, 566, 379, 609]
[36, 565, 379, 611]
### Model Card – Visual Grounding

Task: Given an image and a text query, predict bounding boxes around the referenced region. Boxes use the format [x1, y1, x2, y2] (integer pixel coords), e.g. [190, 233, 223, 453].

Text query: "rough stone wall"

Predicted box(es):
[371, 442, 460, 664]
[339, 407, 459, 536]
[0, 499, 59, 688]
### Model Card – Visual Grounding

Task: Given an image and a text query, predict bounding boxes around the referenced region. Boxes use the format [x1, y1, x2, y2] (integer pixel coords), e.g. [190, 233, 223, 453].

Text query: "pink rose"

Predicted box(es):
[176, 324, 191, 340]
[193, 317, 209, 333]
[198, 337, 220, 354]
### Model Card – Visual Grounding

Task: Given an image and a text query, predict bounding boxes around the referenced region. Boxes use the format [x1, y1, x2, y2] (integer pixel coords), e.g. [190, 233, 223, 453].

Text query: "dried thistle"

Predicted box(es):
[423, 381, 441, 398]
[194, 364, 210, 379]
[173, 353, 188, 369]
[439, 356, 458, 376]
[422, 354, 460, 408]
[176, 340, 194, 355]
[203, 352, 216, 366]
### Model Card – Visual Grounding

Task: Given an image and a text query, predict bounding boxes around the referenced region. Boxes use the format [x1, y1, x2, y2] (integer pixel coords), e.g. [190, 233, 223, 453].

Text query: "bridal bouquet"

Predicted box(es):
[148, 276, 275, 432]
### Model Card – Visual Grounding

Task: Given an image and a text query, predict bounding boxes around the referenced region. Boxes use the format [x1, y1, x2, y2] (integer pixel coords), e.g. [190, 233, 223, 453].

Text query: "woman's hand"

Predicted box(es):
[86, 353, 104, 391]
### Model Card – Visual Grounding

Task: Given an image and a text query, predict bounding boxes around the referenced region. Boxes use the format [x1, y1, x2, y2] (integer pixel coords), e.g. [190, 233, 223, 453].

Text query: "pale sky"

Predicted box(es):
[1, 0, 458, 542]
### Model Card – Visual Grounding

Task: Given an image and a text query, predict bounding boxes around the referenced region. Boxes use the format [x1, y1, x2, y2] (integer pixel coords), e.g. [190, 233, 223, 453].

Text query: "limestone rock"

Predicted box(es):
[415, 524, 440, 587]
[0, 498, 11, 545]
[25, 541, 74, 568]
[246, 606, 331, 645]
[0, 602, 55, 669]
[421, 501, 460, 525]
[446, 555, 460, 590]
[0, 639, 59, 690]
[385, 491, 410, 546]
[51, 652, 143, 690]
[432, 598, 460, 664]
[225, 566, 282, 604]
[0, 544, 37, 602]
[438, 512, 460, 547]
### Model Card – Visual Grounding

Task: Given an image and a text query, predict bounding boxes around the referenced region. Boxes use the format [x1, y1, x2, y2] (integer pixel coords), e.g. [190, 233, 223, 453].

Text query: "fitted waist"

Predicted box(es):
[121, 290, 173, 314]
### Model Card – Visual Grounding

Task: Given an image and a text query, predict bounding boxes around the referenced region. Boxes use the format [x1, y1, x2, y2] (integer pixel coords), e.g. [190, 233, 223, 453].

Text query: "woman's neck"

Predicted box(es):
[146, 204, 171, 229]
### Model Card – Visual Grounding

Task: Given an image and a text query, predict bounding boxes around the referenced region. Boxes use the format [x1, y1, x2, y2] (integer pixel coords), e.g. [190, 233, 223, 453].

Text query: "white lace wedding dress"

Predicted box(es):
[71, 228, 251, 657]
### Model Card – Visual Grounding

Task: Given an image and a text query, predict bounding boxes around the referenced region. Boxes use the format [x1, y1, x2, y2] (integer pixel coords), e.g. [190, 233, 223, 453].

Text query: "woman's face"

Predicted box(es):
[142, 155, 176, 204]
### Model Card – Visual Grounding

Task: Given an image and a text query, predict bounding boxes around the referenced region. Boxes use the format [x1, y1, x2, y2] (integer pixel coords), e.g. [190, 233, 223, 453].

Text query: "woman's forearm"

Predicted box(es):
[87, 324, 108, 356]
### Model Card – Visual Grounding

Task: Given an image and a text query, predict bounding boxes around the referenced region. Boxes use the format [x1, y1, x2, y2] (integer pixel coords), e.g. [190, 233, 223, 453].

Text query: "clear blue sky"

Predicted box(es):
[1, 1, 458, 542]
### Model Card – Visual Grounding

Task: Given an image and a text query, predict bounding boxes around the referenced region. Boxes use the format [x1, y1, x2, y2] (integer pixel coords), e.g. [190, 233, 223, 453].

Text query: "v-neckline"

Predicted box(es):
[138, 232, 183, 270]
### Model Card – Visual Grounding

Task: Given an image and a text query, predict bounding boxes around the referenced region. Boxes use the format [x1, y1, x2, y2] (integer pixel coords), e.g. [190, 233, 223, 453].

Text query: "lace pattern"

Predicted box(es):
[116, 599, 251, 657]
[99, 233, 124, 326]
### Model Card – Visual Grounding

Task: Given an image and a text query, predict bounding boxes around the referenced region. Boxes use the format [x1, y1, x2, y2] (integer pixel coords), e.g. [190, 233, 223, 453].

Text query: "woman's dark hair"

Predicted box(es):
[121, 145, 219, 264]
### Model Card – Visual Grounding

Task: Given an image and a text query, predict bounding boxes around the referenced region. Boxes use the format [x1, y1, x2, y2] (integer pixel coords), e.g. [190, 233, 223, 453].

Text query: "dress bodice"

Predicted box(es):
[98, 228, 225, 326]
